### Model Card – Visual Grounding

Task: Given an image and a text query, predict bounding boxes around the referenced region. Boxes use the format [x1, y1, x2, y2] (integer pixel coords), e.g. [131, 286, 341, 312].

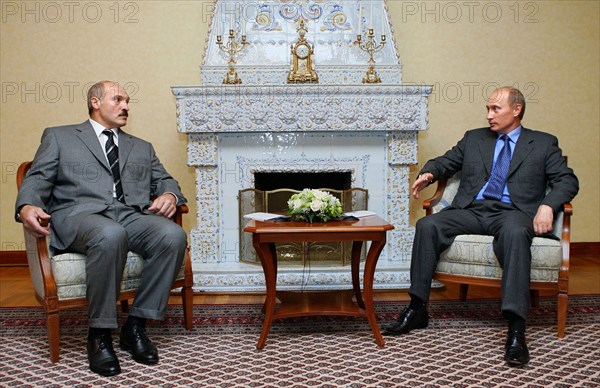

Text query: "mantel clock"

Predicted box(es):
[287, 19, 319, 84]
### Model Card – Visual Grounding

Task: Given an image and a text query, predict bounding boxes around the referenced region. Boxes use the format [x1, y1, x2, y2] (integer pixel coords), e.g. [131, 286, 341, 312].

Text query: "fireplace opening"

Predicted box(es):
[255, 172, 352, 191]
[253, 171, 353, 214]
[239, 171, 367, 267]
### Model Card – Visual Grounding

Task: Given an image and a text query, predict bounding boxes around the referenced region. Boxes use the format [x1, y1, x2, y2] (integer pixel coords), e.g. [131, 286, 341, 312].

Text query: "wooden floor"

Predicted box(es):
[1, 255, 598, 307]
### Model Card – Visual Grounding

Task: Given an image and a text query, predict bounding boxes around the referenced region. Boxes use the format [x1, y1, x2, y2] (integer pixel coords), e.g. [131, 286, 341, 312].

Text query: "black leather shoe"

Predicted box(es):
[382, 306, 428, 335]
[119, 324, 158, 365]
[87, 333, 121, 377]
[504, 330, 530, 366]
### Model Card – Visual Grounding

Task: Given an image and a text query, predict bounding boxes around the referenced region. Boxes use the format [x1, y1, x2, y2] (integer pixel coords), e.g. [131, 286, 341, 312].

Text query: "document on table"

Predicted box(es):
[243, 212, 290, 221]
[342, 211, 377, 218]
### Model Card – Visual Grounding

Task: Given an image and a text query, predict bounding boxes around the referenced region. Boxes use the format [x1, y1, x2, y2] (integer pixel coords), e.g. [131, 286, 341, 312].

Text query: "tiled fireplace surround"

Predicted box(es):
[172, 1, 431, 291]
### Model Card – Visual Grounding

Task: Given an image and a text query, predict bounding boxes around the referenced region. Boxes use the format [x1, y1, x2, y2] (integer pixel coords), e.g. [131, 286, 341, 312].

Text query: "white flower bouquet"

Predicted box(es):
[286, 189, 343, 223]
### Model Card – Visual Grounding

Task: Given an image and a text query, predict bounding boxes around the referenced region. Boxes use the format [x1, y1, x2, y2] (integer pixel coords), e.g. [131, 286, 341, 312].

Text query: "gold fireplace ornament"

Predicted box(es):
[287, 19, 319, 84]
[354, 28, 386, 84]
[217, 29, 248, 84]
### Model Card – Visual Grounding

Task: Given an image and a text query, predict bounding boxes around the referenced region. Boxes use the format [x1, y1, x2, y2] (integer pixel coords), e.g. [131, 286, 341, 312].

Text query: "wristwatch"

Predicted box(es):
[15, 204, 25, 223]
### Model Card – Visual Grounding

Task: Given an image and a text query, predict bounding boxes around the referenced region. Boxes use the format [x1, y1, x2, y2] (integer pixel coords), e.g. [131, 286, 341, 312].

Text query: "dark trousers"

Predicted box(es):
[68, 200, 187, 328]
[409, 200, 534, 320]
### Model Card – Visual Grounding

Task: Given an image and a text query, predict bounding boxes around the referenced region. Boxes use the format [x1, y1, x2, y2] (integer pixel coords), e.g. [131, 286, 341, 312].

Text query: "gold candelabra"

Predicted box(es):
[354, 29, 386, 84]
[216, 29, 248, 85]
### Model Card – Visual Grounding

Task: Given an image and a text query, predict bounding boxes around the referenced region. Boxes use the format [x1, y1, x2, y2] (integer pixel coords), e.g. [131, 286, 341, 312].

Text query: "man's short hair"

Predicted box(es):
[87, 81, 108, 115]
[504, 86, 526, 120]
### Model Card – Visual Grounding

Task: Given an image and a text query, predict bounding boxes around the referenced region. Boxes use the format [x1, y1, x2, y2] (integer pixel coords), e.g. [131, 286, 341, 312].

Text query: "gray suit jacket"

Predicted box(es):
[419, 127, 579, 219]
[16, 120, 187, 250]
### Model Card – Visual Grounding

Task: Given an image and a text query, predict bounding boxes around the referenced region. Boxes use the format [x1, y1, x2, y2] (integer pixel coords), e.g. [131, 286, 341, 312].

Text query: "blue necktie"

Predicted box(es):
[103, 130, 124, 202]
[483, 135, 511, 201]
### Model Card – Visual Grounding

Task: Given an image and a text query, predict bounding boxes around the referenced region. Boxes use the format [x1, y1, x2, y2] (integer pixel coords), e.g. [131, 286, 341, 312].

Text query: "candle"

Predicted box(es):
[358, 2, 363, 33]
[242, 7, 246, 35]
[221, 2, 225, 35]
[383, 1, 387, 34]
[236, 2, 240, 32]
[370, 0, 373, 29]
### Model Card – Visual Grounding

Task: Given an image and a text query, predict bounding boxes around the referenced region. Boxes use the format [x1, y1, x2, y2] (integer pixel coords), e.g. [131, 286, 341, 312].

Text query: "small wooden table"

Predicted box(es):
[244, 216, 394, 349]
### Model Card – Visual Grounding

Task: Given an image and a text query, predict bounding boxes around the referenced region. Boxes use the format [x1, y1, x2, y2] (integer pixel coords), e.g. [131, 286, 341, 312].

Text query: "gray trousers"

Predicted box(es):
[68, 200, 187, 328]
[409, 200, 534, 320]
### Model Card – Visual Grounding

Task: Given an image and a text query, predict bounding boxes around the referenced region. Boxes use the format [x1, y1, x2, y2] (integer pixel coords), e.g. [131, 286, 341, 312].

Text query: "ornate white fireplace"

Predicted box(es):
[172, 0, 431, 291]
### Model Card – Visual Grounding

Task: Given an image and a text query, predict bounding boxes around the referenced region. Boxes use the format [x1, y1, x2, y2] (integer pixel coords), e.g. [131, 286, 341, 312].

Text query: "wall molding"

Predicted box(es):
[0, 250, 27, 266]
[571, 242, 600, 257]
[1, 242, 598, 267]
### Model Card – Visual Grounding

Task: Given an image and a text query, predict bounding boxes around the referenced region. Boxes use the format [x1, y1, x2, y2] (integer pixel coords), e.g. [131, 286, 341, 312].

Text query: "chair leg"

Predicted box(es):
[181, 285, 193, 331]
[459, 284, 469, 301]
[180, 248, 194, 331]
[120, 299, 130, 313]
[47, 311, 60, 363]
[530, 289, 540, 308]
[557, 292, 568, 338]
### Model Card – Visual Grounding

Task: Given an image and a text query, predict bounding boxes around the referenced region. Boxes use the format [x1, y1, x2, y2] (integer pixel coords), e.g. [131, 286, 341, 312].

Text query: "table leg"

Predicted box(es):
[351, 241, 365, 310]
[363, 238, 386, 347]
[254, 240, 278, 349]
[261, 243, 278, 314]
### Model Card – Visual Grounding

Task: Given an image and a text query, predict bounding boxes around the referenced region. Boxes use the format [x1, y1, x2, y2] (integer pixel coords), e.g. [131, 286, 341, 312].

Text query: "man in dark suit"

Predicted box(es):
[383, 87, 579, 366]
[16, 81, 188, 376]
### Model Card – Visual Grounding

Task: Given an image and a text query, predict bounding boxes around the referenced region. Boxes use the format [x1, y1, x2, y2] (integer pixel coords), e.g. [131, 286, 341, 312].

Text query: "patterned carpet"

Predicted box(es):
[1, 296, 599, 387]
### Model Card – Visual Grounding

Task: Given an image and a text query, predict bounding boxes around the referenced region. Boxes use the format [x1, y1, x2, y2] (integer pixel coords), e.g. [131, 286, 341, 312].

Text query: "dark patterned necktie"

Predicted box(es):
[483, 134, 511, 201]
[103, 129, 124, 202]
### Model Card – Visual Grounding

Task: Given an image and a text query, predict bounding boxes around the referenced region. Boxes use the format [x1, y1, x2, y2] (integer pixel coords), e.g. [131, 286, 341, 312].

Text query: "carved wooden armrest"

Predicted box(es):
[173, 204, 189, 227]
[422, 178, 448, 216]
[30, 220, 59, 308]
[558, 202, 573, 285]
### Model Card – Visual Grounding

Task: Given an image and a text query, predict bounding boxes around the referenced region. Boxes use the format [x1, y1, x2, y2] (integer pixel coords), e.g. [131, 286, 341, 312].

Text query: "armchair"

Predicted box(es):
[423, 171, 572, 338]
[16, 161, 194, 363]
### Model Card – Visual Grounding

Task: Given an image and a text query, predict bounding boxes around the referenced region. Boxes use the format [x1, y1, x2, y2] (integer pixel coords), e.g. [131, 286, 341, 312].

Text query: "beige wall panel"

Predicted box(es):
[1, 1, 597, 253]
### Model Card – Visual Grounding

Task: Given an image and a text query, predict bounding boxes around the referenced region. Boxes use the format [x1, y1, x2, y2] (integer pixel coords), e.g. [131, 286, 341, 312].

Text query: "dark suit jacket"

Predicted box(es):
[419, 127, 578, 219]
[16, 120, 187, 250]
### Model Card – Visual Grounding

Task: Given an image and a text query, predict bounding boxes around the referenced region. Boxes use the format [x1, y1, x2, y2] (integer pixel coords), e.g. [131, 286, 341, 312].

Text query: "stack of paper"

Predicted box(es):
[342, 211, 377, 218]
[243, 212, 289, 221]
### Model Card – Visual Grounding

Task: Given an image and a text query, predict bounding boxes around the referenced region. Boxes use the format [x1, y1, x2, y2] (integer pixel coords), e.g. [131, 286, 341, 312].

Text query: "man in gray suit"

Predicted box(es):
[16, 81, 188, 376]
[383, 87, 578, 366]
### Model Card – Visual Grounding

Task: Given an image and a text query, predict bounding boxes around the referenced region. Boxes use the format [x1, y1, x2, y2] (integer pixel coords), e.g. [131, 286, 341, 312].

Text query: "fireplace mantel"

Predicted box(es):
[173, 84, 430, 134]
[173, 0, 431, 291]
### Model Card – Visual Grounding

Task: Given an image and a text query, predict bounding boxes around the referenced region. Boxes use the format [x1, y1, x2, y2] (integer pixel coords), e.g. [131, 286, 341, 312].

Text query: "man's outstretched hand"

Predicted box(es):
[412, 173, 434, 199]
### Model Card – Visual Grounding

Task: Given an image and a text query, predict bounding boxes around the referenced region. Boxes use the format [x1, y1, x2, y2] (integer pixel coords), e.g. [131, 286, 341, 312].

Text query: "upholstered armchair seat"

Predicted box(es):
[36, 251, 186, 301]
[436, 234, 563, 282]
